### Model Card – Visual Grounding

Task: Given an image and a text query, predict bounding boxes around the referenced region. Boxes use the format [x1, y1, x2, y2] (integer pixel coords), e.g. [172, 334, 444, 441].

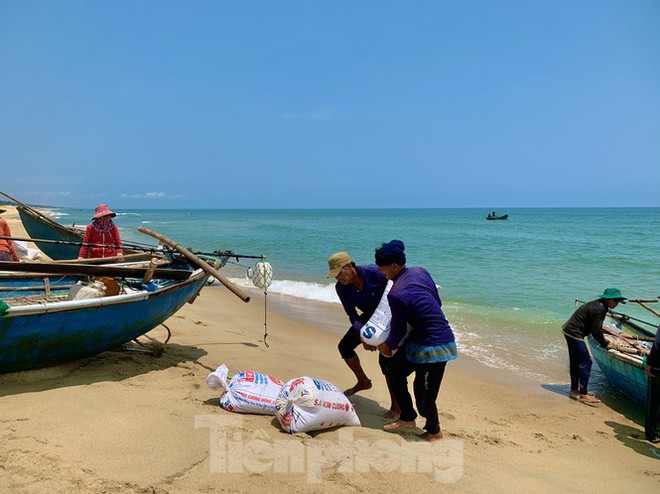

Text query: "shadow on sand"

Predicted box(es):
[0, 342, 209, 397]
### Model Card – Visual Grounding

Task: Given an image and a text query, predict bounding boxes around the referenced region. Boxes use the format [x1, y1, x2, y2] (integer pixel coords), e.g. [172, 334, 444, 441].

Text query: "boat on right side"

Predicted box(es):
[587, 298, 658, 405]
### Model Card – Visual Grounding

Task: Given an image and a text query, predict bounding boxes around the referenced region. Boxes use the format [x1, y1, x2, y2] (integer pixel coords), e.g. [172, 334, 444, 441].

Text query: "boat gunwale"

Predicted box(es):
[2, 268, 207, 317]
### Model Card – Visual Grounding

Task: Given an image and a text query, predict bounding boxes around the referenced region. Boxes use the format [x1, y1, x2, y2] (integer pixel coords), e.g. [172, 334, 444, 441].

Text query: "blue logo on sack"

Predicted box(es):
[362, 325, 376, 339]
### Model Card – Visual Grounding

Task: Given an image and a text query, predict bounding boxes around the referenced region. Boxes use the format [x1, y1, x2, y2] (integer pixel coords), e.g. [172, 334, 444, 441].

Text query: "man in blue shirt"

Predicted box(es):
[375, 240, 457, 442]
[328, 251, 401, 417]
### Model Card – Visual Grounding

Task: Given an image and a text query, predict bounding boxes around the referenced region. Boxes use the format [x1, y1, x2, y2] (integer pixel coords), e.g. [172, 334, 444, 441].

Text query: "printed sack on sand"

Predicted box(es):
[360, 280, 393, 346]
[275, 376, 361, 433]
[206, 364, 285, 415]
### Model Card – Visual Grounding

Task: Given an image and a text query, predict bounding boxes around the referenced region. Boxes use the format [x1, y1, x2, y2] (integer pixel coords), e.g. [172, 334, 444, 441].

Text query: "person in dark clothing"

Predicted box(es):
[328, 251, 402, 415]
[562, 288, 624, 405]
[643, 325, 660, 443]
[375, 240, 457, 442]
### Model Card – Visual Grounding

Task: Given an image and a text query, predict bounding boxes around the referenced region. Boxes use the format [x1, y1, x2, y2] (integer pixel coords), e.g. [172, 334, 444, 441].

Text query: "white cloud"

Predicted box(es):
[119, 192, 185, 200]
[25, 191, 71, 197]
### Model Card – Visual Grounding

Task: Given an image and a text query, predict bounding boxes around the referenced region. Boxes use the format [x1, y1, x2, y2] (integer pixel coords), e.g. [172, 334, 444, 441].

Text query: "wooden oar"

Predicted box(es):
[0, 261, 191, 281]
[608, 349, 644, 367]
[48, 252, 157, 264]
[138, 227, 250, 303]
[602, 324, 655, 343]
[629, 300, 660, 319]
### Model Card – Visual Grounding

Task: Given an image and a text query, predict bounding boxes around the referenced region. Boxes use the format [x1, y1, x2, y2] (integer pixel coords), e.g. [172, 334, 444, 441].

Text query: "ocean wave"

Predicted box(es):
[220, 274, 563, 382]
[227, 276, 340, 304]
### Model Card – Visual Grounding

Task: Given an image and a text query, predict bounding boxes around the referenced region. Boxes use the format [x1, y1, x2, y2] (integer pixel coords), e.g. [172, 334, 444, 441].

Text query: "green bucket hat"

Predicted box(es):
[598, 288, 627, 302]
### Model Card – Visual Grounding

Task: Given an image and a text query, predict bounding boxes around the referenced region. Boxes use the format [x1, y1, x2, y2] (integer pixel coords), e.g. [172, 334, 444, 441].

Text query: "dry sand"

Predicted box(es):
[0, 206, 658, 493]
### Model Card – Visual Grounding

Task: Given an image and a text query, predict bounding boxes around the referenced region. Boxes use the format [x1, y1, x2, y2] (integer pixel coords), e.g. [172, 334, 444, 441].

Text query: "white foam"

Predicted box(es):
[227, 277, 340, 304]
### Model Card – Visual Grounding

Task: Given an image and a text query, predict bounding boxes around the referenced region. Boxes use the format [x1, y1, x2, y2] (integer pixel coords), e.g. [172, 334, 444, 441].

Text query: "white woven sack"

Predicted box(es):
[206, 364, 285, 415]
[275, 376, 361, 433]
[360, 280, 393, 345]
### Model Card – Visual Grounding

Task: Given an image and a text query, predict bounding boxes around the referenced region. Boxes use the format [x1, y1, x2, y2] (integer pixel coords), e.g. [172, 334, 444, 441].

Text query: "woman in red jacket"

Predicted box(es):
[78, 204, 123, 259]
[0, 206, 20, 262]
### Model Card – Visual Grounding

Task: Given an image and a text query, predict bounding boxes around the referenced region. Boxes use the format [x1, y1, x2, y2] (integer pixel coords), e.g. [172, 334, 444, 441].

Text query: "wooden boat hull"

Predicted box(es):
[0, 270, 208, 373]
[588, 317, 650, 405]
[17, 206, 143, 260]
[18, 206, 85, 260]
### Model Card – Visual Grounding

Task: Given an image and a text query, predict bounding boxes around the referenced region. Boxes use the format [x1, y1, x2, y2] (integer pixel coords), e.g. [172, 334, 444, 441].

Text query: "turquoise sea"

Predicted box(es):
[50, 207, 660, 392]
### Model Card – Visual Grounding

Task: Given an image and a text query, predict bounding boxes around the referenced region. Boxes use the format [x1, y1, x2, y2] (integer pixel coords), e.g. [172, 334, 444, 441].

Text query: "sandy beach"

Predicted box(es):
[0, 205, 658, 493]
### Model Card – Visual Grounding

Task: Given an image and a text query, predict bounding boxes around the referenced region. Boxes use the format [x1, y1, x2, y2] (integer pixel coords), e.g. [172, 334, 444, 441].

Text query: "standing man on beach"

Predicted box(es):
[374, 240, 457, 442]
[561, 289, 623, 405]
[643, 325, 660, 443]
[0, 206, 20, 262]
[327, 251, 401, 417]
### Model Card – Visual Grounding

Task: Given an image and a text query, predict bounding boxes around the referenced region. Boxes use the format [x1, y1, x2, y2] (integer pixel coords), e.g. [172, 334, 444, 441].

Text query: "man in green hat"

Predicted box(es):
[561, 288, 626, 405]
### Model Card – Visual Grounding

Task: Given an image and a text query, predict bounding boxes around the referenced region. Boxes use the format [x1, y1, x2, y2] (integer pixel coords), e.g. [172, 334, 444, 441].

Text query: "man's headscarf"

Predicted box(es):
[375, 239, 406, 266]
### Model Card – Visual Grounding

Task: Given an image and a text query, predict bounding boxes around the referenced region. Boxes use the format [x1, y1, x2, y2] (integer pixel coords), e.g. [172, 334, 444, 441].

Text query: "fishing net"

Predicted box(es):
[250, 261, 273, 289]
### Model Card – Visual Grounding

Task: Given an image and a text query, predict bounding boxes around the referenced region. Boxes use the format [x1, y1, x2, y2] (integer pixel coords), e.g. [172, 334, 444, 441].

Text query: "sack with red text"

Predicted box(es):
[275, 376, 361, 433]
[206, 364, 285, 415]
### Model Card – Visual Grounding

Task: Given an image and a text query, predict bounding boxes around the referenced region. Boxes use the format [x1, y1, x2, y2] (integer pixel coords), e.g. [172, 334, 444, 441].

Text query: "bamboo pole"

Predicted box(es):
[602, 324, 655, 343]
[0, 261, 191, 281]
[635, 301, 660, 319]
[138, 227, 250, 303]
[607, 349, 644, 367]
[48, 252, 157, 264]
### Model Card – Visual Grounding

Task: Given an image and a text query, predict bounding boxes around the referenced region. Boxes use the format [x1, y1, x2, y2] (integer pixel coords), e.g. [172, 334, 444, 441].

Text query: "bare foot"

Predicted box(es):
[383, 409, 401, 420]
[384, 419, 416, 431]
[344, 380, 372, 397]
[419, 431, 443, 442]
[577, 394, 601, 406]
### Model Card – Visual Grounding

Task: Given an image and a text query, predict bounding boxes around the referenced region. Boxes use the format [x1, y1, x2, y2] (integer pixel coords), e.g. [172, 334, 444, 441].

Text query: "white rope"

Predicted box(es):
[249, 260, 273, 348]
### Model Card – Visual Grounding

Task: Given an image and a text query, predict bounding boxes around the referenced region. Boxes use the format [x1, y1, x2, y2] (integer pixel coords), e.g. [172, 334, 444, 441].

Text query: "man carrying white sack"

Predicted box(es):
[327, 251, 403, 419]
[375, 240, 457, 442]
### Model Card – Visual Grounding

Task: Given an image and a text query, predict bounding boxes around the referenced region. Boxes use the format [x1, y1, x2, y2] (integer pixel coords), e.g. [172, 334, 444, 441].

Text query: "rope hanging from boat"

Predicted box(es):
[249, 259, 273, 348]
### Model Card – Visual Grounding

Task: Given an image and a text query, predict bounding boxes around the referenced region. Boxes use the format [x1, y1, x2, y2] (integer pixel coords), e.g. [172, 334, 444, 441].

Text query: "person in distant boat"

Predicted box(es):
[491, 211, 496, 217]
[78, 204, 123, 260]
[643, 325, 660, 443]
[328, 251, 402, 417]
[375, 240, 457, 441]
[0, 206, 20, 262]
[561, 288, 623, 405]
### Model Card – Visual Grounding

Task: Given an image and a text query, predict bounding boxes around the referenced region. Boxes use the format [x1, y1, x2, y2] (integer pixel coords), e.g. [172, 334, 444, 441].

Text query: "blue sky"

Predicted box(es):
[1, 1, 658, 209]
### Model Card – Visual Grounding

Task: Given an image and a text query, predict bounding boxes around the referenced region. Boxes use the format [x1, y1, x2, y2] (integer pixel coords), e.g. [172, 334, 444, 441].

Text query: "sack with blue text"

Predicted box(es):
[206, 364, 285, 415]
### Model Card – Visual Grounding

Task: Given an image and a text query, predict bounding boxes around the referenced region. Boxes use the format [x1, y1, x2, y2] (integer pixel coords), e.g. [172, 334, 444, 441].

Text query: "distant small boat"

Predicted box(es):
[485, 214, 508, 220]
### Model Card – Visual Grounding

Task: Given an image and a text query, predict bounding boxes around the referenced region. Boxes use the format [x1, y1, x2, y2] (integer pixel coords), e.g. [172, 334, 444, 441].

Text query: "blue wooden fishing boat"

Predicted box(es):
[0, 267, 208, 373]
[0, 189, 146, 260]
[17, 205, 87, 260]
[588, 313, 654, 405]
[0, 228, 251, 373]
